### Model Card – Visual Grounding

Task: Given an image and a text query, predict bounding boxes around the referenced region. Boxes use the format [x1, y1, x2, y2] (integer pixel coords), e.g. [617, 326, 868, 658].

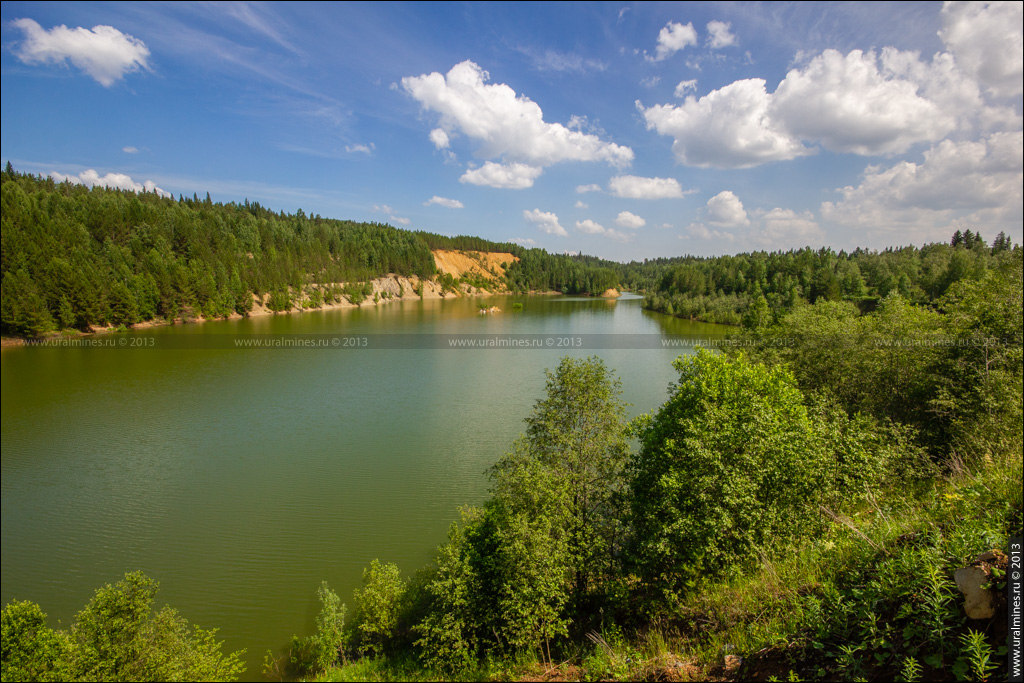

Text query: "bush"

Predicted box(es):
[289, 581, 347, 675]
[349, 560, 405, 657]
[628, 350, 833, 597]
[1, 571, 245, 682]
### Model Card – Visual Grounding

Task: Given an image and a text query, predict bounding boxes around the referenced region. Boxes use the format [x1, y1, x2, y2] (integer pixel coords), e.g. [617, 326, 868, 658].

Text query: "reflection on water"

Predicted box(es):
[1, 293, 729, 676]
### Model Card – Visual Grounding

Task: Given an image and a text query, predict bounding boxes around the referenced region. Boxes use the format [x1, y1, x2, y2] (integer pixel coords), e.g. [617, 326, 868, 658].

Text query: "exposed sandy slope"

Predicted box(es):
[432, 250, 517, 282]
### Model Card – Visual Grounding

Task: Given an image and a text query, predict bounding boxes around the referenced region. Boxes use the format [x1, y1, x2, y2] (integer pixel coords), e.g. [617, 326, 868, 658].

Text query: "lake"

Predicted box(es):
[1, 293, 725, 676]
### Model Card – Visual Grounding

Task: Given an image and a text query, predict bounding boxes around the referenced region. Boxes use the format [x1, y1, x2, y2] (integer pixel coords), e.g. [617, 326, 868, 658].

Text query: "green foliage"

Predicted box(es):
[290, 582, 348, 675]
[350, 560, 405, 657]
[0, 571, 245, 682]
[413, 511, 483, 675]
[491, 357, 630, 631]
[629, 350, 835, 596]
[1, 600, 73, 682]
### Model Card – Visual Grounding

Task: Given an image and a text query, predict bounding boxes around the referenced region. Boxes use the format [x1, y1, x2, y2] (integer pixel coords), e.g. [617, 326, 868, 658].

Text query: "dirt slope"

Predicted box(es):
[432, 250, 518, 281]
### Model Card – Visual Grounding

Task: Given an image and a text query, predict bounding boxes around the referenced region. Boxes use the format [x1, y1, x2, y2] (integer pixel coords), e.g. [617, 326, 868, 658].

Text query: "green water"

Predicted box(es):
[1, 293, 725, 675]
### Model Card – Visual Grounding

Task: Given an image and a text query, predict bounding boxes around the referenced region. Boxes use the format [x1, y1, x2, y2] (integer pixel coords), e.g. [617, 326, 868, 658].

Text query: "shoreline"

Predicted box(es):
[1, 276, 568, 348]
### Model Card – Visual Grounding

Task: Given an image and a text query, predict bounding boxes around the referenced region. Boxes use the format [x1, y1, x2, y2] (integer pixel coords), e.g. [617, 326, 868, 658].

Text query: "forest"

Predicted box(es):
[0, 167, 626, 339]
[1, 170, 1021, 682]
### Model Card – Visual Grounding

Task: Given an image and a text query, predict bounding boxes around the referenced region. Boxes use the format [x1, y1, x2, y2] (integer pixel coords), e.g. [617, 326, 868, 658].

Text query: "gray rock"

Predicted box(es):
[954, 566, 996, 619]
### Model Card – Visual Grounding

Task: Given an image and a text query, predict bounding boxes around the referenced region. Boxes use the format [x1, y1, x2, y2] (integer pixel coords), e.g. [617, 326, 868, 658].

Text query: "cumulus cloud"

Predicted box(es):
[674, 79, 697, 98]
[122, 146, 138, 154]
[575, 219, 629, 242]
[49, 169, 170, 197]
[939, 1, 1023, 98]
[706, 21, 736, 49]
[772, 49, 956, 155]
[640, 76, 661, 88]
[706, 191, 750, 227]
[373, 204, 411, 226]
[821, 131, 1023, 241]
[575, 219, 606, 235]
[685, 223, 735, 242]
[575, 200, 588, 209]
[638, 80, 811, 168]
[754, 208, 824, 246]
[12, 18, 150, 87]
[687, 198, 823, 248]
[424, 196, 464, 208]
[638, 41, 1013, 167]
[615, 211, 646, 229]
[649, 21, 698, 62]
[460, 162, 542, 189]
[524, 209, 567, 237]
[510, 237, 538, 247]
[608, 175, 686, 199]
[429, 128, 450, 149]
[576, 184, 602, 194]
[402, 60, 634, 182]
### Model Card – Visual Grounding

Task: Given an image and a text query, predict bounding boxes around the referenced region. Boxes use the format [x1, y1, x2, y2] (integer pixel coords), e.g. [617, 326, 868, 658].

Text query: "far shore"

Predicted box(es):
[1, 275, 570, 348]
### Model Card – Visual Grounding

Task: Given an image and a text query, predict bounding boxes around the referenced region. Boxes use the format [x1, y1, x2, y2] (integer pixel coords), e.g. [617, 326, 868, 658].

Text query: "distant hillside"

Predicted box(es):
[0, 167, 620, 337]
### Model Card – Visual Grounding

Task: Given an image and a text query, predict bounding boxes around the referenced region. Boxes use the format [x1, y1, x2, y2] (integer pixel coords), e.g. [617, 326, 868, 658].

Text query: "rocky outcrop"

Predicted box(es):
[954, 549, 1007, 619]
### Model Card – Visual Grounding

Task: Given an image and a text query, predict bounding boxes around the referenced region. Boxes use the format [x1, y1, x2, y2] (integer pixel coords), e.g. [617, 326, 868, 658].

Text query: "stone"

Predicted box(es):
[954, 566, 996, 619]
[724, 654, 743, 672]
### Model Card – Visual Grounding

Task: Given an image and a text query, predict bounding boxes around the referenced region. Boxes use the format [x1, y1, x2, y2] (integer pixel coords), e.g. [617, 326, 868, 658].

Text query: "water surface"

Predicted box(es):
[1, 293, 724, 674]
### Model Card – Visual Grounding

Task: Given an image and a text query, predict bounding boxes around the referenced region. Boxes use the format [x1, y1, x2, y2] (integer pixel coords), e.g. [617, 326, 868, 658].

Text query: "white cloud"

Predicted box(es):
[706, 191, 750, 227]
[575, 219, 630, 242]
[706, 21, 736, 49]
[674, 79, 697, 98]
[939, 1, 1023, 98]
[345, 143, 375, 155]
[373, 204, 411, 226]
[122, 146, 138, 154]
[772, 49, 956, 155]
[686, 223, 735, 242]
[575, 219, 606, 235]
[754, 208, 824, 247]
[460, 162, 542, 189]
[638, 80, 811, 168]
[510, 237, 538, 247]
[402, 60, 634, 175]
[424, 196, 464, 209]
[429, 128, 450, 149]
[639, 42, 1011, 167]
[821, 131, 1023, 241]
[574, 200, 588, 209]
[608, 175, 687, 199]
[687, 204, 823, 248]
[49, 169, 170, 198]
[524, 209, 567, 237]
[615, 211, 646, 229]
[576, 184, 602, 194]
[640, 76, 661, 88]
[649, 21, 698, 62]
[12, 18, 150, 87]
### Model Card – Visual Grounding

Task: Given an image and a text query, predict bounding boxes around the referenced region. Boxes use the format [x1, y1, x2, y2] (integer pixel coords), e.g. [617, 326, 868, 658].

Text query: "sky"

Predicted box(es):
[1, 1, 1021, 262]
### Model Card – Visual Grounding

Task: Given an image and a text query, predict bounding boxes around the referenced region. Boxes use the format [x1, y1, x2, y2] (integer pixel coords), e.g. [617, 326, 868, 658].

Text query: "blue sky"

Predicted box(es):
[2, 1, 1021, 261]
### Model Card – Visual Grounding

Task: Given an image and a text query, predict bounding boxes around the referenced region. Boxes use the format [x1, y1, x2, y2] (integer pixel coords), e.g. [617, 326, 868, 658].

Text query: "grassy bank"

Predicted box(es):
[312, 448, 1018, 682]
